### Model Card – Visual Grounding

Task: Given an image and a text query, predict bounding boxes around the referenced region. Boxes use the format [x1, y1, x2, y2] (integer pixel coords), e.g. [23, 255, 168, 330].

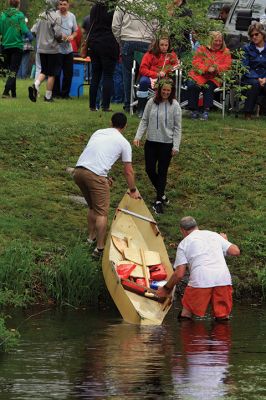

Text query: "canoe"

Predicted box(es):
[102, 192, 173, 325]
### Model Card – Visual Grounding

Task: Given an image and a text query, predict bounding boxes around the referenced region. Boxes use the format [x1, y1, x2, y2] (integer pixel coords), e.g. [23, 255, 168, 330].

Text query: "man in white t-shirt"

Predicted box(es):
[73, 113, 140, 259]
[157, 216, 240, 321]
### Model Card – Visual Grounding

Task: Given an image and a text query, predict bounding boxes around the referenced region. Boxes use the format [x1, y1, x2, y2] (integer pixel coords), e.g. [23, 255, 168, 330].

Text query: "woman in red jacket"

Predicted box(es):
[137, 35, 179, 117]
[187, 31, 232, 120]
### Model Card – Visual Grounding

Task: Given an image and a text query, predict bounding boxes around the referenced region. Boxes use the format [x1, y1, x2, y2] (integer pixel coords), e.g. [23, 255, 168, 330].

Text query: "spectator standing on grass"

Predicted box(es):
[0, 0, 33, 98]
[157, 216, 240, 321]
[167, 0, 192, 58]
[73, 113, 140, 259]
[112, 1, 156, 113]
[53, 0, 78, 99]
[17, 18, 34, 79]
[88, 1, 119, 112]
[28, 0, 66, 103]
[133, 79, 182, 215]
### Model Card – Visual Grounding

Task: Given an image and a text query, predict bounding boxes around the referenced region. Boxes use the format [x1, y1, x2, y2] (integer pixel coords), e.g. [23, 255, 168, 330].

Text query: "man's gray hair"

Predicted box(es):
[180, 216, 197, 230]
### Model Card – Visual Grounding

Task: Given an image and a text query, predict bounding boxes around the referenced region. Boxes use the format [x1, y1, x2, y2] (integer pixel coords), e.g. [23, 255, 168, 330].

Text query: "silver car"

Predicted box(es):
[224, 0, 266, 49]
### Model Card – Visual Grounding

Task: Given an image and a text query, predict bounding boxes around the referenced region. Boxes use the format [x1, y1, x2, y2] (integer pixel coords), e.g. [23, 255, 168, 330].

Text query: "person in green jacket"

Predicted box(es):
[0, 0, 32, 98]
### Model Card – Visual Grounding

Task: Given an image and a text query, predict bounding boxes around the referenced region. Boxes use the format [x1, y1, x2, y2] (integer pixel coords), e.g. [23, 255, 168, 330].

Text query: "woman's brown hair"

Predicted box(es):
[248, 22, 266, 41]
[149, 35, 172, 57]
[153, 78, 176, 105]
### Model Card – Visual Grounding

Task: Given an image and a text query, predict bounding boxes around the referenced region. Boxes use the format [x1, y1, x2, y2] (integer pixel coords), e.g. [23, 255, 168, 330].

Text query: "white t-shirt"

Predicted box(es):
[76, 128, 132, 177]
[174, 230, 232, 288]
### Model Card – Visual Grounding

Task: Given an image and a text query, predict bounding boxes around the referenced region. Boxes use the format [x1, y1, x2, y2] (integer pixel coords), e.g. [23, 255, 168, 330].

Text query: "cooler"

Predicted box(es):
[69, 63, 84, 97]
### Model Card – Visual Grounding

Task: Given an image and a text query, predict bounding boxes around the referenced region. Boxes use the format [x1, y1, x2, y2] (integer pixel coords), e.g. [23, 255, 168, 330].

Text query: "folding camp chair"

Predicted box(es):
[176, 67, 227, 118]
[130, 51, 179, 116]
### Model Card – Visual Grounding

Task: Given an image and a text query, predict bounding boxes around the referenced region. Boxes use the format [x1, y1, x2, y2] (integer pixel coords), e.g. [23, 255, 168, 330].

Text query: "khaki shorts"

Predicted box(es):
[73, 167, 110, 216]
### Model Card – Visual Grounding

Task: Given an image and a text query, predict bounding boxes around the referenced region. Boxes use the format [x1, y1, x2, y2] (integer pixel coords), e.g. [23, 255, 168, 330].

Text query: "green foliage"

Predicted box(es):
[257, 268, 266, 299]
[115, 0, 217, 45]
[0, 239, 106, 307]
[37, 243, 106, 306]
[224, 49, 251, 103]
[0, 314, 20, 352]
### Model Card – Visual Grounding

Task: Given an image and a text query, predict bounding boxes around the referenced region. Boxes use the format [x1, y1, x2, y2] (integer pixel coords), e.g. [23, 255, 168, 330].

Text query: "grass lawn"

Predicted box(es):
[0, 78, 265, 303]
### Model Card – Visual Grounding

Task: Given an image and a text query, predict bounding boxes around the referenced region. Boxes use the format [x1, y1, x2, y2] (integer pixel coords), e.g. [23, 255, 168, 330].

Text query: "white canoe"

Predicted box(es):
[102, 192, 173, 325]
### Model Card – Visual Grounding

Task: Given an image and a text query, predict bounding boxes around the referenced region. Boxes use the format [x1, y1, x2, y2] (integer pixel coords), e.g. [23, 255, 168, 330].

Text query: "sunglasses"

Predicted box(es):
[250, 32, 261, 38]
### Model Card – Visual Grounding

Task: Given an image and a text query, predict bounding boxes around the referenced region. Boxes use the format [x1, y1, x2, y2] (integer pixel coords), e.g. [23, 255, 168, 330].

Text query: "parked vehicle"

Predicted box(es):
[207, 1, 234, 20]
[224, 0, 265, 50]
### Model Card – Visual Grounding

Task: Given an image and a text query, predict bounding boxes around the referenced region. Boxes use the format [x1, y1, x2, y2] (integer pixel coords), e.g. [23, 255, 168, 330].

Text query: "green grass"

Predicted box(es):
[0, 79, 265, 305]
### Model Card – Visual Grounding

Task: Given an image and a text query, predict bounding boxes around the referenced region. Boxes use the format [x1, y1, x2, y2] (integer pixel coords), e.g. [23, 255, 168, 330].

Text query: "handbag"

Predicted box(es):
[80, 21, 94, 58]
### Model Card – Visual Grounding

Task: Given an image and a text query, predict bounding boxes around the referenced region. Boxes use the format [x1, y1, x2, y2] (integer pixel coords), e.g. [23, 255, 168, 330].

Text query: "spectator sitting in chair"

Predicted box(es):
[187, 31, 231, 121]
[241, 22, 266, 120]
[136, 35, 179, 118]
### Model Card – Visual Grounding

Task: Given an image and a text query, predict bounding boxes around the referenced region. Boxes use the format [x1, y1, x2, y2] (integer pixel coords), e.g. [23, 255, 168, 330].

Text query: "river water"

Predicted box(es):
[0, 303, 265, 400]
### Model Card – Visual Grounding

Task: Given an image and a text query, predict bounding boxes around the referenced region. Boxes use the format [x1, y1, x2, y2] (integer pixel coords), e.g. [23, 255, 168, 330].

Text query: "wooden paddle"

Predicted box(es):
[124, 247, 161, 266]
[111, 235, 128, 254]
[140, 248, 150, 287]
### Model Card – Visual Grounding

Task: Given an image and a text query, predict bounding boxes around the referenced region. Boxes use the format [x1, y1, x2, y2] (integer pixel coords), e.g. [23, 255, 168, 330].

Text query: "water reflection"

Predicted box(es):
[72, 319, 232, 399]
[72, 323, 172, 399]
[2, 306, 266, 399]
[172, 321, 231, 399]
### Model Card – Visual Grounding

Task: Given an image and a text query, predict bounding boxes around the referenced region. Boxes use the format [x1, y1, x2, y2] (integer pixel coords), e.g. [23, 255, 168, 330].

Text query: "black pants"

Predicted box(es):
[144, 140, 173, 201]
[242, 78, 266, 114]
[187, 79, 217, 111]
[89, 48, 116, 110]
[53, 52, 74, 98]
[2, 47, 23, 97]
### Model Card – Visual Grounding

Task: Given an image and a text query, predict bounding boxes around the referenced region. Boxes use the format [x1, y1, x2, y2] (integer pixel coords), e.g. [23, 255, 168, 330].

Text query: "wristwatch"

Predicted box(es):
[130, 187, 136, 193]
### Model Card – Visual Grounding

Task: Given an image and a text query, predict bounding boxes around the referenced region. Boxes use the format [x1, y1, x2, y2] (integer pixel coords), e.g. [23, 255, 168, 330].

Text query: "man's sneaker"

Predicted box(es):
[44, 96, 54, 102]
[28, 84, 38, 102]
[200, 111, 209, 121]
[191, 111, 199, 120]
[92, 247, 104, 260]
[162, 195, 169, 205]
[87, 238, 96, 248]
[152, 201, 164, 214]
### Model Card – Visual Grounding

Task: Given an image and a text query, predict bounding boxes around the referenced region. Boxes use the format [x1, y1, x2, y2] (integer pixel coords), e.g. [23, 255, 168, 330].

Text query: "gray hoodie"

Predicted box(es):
[32, 10, 62, 54]
[134, 98, 182, 152]
[112, 3, 157, 44]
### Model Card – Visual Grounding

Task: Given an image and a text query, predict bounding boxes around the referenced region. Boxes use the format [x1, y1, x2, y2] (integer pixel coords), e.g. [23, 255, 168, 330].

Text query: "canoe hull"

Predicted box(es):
[102, 193, 173, 325]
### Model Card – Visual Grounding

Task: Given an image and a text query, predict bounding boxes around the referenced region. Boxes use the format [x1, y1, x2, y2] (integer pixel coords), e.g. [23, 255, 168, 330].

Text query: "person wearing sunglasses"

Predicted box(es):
[242, 22, 266, 120]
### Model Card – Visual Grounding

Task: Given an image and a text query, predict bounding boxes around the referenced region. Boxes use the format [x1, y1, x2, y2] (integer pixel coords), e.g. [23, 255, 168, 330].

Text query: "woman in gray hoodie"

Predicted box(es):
[133, 78, 182, 214]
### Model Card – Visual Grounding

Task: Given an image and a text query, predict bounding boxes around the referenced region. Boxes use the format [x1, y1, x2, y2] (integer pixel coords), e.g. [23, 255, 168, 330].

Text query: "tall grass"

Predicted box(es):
[0, 240, 105, 307]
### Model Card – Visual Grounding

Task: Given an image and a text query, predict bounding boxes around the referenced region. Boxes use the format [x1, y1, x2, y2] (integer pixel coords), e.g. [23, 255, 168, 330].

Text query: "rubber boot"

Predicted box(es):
[137, 97, 148, 118]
